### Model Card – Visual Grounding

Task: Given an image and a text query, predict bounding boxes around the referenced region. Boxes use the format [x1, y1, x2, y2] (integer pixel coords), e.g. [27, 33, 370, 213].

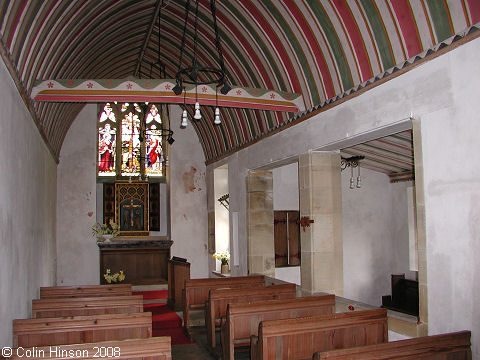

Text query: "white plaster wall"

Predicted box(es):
[273, 162, 300, 285]
[169, 105, 208, 278]
[207, 36, 480, 357]
[391, 181, 417, 280]
[418, 39, 480, 357]
[214, 167, 229, 271]
[273, 162, 299, 210]
[56, 104, 98, 285]
[342, 167, 411, 306]
[0, 58, 57, 346]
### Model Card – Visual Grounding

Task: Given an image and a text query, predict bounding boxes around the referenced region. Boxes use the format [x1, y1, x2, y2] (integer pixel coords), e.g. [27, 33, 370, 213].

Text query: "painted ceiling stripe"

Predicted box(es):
[221, 2, 287, 91]
[419, 0, 437, 46]
[350, 1, 382, 74]
[4, 0, 27, 48]
[263, 0, 320, 105]
[277, 1, 322, 104]
[359, 0, 395, 70]
[309, 1, 353, 91]
[216, 4, 277, 89]
[25, 1, 82, 90]
[331, 0, 373, 81]
[447, 0, 469, 30]
[466, 0, 480, 23]
[299, 0, 341, 98]
[237, 0, 302, 93]
[426, 0, 454, 42]
[383, 1, 408, 61]
[461, 0, 472, 26]
[327, 0, 362, 85]
[391, 0, 423, 58]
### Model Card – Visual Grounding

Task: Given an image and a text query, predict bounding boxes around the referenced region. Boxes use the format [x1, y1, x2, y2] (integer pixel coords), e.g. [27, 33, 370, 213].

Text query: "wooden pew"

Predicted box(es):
[183, 275, 264, 335]
[221, 295, 336, 360]
[13, 312, 152, 347]
[32, 295, 144, 318]
[40, 284, 132, 299]
[312, 330, 472, 360]
[250, 309, 388, 360]
[6, 337, 172, 360]
[206, 283, 297, 349]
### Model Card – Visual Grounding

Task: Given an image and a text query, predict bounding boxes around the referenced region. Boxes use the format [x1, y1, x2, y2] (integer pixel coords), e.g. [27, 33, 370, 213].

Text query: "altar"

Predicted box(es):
[97, 237, 173, 285]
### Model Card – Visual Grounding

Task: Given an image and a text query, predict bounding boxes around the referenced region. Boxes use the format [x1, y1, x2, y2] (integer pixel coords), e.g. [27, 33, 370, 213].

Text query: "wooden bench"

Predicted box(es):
[40, 284, 132, 299]
[32, 295, 144, 318]
[183, 275, 264, 335]
[312, 330, 472, 359]
[221, 295, 335, 360]
[6, 337, 171, 360]
[250, 309, 388, 360]
[13, 312, 152, 347]
[206, 283, 297, 349]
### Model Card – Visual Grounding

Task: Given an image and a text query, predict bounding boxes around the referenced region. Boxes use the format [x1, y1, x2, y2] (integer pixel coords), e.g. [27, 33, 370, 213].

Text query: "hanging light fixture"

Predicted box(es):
[341, 156, 365, 189]
[172, 0, 230, 125]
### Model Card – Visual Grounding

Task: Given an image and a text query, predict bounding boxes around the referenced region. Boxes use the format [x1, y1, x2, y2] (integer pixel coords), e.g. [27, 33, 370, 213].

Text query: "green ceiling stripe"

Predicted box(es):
[426, 0, 453, 42]
[359, 0, 394, 70]
[261, 0, 320, 104]
[221, 1, 288, 91]
[308, 1, 353, 91]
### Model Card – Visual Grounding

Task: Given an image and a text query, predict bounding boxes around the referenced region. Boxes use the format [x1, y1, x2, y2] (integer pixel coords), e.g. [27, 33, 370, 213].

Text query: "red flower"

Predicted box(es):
[165, 84, 171, 90]
[348, 305, 355, 311]
[127, 83, 133, 89]
[270, 93, 275, 99]
[87, 82, 93, 88]
[236, 90, 242, 95]
[47, 82, 54, 88]
[202, 86, 208, 93]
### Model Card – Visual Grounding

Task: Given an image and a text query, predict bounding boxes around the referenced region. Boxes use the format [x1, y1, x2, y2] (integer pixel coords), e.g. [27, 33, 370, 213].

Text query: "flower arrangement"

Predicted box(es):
[212, 251, 230, 265]
[92, 219, 120, 237]
[103, 269, 125, 283]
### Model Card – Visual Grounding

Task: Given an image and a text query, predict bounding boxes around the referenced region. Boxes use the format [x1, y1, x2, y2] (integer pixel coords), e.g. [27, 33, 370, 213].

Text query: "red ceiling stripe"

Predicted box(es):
[238, 0, 302, 94]
[331, 0, 373, 81]
[466, 0, 480, 24]
[284, 1, 335, 98]
[389, 0, 422, 58]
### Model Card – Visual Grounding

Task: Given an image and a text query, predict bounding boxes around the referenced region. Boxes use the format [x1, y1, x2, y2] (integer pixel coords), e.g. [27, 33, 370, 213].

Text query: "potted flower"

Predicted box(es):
[213, 251, 230, 274]
[103, 269, 126, 283]
[92, 219, 120, 242]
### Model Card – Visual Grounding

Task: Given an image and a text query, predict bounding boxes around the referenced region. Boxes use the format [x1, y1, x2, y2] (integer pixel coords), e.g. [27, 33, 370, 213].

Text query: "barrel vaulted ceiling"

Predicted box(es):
[1, 1, 479, 163]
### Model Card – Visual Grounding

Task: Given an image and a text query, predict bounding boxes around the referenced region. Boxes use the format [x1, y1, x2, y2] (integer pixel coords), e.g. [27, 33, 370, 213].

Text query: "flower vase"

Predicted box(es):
[221, 263, 229, 274]
[102, 234, 114, 243]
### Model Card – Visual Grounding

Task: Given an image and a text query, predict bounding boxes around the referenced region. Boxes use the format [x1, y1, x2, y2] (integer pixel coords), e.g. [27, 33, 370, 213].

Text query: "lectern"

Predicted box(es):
[167, 257, 190, 311]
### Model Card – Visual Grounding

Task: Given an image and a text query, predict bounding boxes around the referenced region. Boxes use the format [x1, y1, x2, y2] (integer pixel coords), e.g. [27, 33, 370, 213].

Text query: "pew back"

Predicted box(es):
[40, 284, 132, 299]
[13, 312, 152, 348]
[7, 337, 171, 360]
[32, 295, 144, 318]
[313, 330, 472, 359]
[183, 275, 264, 334]
[251, 309, 388, 360]
[206, 283, 297, 348]
[222, 295, 335, 360]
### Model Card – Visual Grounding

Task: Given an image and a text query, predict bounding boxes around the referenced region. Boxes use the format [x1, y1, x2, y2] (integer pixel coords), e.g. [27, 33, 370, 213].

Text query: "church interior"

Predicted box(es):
[0, 0, 479, 358]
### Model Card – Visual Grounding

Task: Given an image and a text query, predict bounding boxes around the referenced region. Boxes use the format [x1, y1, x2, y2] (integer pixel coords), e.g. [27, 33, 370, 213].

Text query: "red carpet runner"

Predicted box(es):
[133, 290, 196, 346]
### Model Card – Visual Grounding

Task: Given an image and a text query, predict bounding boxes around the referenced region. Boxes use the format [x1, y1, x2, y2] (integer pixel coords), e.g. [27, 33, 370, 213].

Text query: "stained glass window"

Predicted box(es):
[98, 103, 116, 176]
[97, 102, 166, 178]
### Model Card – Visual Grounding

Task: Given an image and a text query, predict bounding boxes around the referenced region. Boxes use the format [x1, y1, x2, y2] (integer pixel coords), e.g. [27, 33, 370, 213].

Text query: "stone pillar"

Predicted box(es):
[246, 171, 275, 277]
[299, 152, 343, 296]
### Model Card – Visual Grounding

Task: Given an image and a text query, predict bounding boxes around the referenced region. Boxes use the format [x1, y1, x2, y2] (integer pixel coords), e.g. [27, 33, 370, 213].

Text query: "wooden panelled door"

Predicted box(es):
[274, 210, 301, 267]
